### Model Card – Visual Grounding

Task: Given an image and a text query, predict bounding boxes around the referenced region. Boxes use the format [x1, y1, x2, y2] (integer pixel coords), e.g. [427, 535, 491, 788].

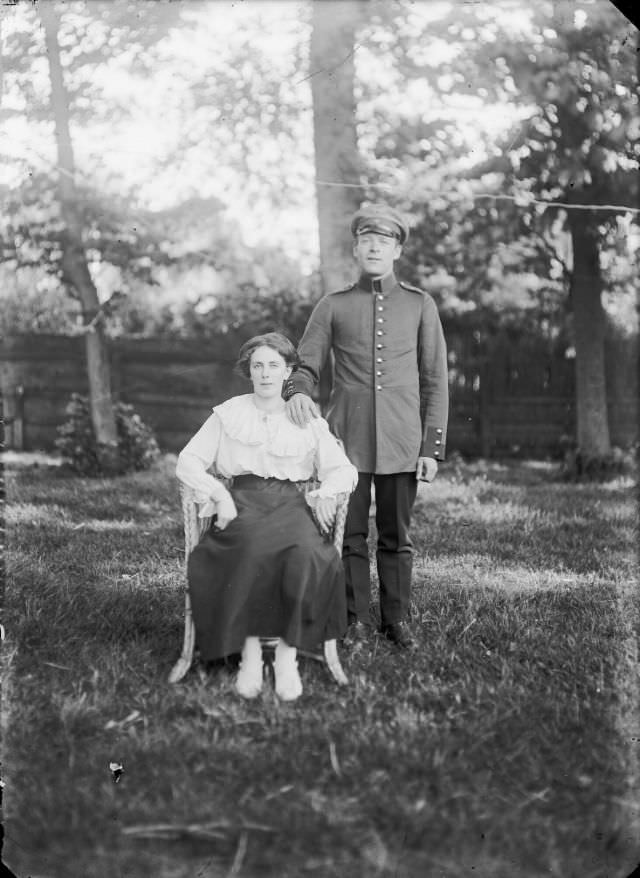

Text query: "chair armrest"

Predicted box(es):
[332, 492, 349, 553]
[302, 481, 349, 553]
[179, 484, 212, 562]
[180, 476, 349, 558]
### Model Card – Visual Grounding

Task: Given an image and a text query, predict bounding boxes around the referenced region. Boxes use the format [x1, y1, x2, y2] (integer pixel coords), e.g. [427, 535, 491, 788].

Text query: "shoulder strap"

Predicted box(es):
[328, 282, 357, 296]
[399, 280, 425, 294]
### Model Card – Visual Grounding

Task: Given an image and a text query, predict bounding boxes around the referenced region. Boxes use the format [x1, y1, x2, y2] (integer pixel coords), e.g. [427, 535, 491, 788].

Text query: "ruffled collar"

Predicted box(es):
[213, 394, 315, 457]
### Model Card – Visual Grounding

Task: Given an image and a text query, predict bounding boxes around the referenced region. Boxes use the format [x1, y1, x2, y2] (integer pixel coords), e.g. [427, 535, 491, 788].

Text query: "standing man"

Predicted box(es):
[284, 204, 449, 650]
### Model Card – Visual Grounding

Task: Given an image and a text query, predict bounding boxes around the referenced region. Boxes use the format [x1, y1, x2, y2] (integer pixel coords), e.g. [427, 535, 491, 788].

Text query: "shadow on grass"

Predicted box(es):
[414, 471, 637, 578]
[5, 579, 634, 878]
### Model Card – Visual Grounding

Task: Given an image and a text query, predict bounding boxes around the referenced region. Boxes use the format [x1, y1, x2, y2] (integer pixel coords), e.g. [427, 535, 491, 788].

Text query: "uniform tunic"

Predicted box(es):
[285, 271, 449, 473]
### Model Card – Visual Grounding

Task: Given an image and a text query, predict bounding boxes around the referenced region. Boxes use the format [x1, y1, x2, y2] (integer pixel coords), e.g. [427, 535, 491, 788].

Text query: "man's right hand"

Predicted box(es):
[285, 393, 320, 427]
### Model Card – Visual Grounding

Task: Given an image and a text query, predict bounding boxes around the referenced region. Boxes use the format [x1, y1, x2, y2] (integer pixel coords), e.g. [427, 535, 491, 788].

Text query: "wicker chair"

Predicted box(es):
[169, 475, 350, 686]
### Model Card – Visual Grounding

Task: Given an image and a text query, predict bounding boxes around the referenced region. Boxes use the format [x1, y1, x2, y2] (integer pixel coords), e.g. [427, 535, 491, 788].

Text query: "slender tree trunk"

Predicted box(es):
[40, 2, 120, 472]
[310, 0, 363, 293]
[0, 15, 4, 101]
[567, 212, 611, 458]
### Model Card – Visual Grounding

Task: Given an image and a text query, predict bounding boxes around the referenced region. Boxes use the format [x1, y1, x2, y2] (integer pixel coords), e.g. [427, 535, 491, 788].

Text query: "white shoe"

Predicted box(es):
[274, 640, 303, 702]
[235, 637, 263, 699]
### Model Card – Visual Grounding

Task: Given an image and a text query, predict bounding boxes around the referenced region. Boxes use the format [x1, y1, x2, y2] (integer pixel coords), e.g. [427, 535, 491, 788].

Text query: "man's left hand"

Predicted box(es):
[416, 457, 438, 482]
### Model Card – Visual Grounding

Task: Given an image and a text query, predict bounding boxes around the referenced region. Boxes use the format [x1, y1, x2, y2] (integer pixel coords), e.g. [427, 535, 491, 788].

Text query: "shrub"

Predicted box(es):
[55, 394, 160, 477]
[559, 439, 638, 482]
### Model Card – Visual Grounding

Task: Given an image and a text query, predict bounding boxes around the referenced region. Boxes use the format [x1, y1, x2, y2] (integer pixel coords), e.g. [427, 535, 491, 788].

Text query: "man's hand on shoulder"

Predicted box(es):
[285, 393, 320, 427]
[416, 457, 438, 482]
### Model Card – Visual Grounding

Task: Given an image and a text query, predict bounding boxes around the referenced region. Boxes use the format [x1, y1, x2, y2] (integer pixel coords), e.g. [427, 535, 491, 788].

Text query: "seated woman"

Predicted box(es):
[176, 332, 357, 702]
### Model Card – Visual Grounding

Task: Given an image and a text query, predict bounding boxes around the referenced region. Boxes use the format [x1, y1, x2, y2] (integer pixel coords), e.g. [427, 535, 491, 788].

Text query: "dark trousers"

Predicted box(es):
[342, 471, 418, 627]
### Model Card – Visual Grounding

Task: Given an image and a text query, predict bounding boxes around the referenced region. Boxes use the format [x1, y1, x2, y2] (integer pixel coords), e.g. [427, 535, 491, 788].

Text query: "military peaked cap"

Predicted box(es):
[350, 204, 409, 244]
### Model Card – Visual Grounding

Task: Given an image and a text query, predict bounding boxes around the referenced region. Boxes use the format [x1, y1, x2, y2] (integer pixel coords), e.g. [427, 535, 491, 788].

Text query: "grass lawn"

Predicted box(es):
[2, 453, 639, 878]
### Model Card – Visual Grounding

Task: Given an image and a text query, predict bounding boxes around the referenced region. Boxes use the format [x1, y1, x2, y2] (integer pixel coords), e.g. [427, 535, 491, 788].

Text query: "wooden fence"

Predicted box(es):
[1, 329, 637, 458]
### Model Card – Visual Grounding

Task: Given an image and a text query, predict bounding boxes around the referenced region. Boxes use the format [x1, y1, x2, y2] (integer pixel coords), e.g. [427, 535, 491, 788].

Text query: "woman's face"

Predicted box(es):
[249, 345, 293, 399]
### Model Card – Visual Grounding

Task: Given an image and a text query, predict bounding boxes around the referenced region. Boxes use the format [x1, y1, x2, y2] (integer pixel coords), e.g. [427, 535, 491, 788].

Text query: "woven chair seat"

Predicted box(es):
[169, 473, 349, 686]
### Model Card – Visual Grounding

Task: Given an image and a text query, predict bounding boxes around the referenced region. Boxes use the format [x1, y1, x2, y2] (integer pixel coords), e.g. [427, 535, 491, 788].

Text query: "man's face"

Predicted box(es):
[353, 232, 402, 278]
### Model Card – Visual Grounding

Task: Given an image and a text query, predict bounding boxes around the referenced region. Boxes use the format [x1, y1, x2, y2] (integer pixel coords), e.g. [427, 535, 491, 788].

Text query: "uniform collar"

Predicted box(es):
[357, 271, 397, 294]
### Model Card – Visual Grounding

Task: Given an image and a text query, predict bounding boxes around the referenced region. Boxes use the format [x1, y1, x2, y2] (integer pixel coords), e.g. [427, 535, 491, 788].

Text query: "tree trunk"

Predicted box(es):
[0, 15, 4, 101]
[310, 0, 363, 293]
[40, 2, 120, 472]
[567, 212, 611, 458]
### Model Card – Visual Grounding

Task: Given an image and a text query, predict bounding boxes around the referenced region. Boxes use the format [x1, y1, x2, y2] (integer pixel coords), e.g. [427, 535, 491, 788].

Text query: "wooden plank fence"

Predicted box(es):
[0, 330, 637, 458]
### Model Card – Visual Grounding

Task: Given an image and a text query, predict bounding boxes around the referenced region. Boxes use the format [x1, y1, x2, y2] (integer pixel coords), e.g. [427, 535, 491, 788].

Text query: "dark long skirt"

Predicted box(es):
[187, 475, 348, 661]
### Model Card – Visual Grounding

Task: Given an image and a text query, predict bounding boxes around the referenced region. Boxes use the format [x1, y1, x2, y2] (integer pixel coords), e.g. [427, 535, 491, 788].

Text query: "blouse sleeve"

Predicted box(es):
[175, 413, 232, 516]
[307, 418, 358, 499]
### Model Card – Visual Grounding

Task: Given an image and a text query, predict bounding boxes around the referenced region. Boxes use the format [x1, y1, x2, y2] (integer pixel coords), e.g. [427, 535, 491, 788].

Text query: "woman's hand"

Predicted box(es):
[214, 494, 238, 530]
[313, 495, 337, 535]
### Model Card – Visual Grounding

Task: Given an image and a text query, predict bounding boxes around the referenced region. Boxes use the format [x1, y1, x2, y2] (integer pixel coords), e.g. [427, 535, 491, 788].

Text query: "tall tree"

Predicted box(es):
[39, 1, 119, 470]
[310, 0, 363, 292]
[363, 0, 638, 462]
[2, 0, 184, 467]
[492, 1, 637, 460]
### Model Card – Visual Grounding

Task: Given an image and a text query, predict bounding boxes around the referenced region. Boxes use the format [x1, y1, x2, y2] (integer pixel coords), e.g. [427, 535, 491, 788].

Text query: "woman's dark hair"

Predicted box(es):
[234, 332, 300, 379]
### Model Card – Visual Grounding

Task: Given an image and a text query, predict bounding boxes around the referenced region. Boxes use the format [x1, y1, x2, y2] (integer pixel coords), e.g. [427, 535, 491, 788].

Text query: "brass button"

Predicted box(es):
[378, 306, 384, 312]
[377, 331, 383, 336]
[377, 294, 384, 300]
[435, 440, 441, 445]
[376, 344, 383, 349]
[377, 318, 384, 324]
[377, 385, 382, 391]
[377, 357, 383, 363]
[436, 428, 443, 434]
[376, 371, 382, 376]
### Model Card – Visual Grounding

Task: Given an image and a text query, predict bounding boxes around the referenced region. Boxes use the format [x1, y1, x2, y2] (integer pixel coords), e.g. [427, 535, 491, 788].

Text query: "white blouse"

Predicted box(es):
[176, 394, 358, 517]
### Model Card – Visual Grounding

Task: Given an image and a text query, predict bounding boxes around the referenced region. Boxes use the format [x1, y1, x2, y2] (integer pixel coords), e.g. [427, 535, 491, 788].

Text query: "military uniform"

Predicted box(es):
[284, 206, 449, 632]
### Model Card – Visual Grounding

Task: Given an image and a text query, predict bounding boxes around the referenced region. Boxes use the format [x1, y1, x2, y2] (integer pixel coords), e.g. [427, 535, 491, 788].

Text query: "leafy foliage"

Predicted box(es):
[1, 172, 171, 289]
[0, 266, 82, 335]
[358, 0, 638, 335]
[0, 0, 189, 320]
[55, 393, 160, 477]
[3, 0, 636, 343]
[1, 0, 187, 122]
[1, 0, 637, 465]
[560, 441, 638, 482]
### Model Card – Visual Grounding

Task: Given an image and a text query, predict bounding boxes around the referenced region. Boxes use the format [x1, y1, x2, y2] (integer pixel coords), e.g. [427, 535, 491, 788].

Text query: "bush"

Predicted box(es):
[55, 394, 160, 477]
[559, 439, 638, 482]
